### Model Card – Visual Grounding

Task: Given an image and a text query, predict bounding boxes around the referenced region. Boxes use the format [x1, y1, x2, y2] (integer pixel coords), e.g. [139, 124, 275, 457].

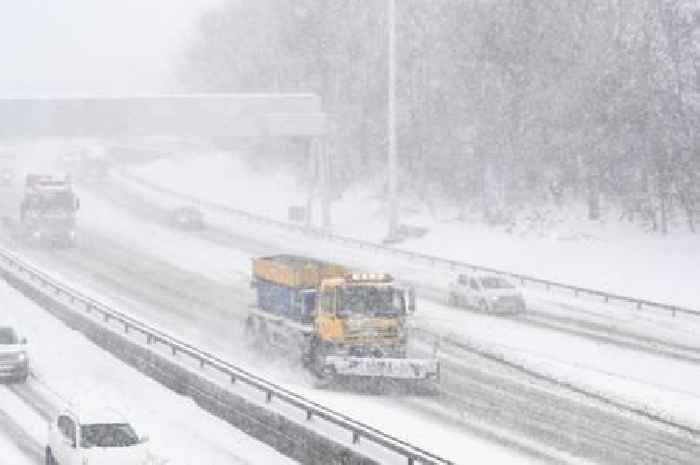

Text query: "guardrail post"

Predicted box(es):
[672, 308, 677, 317]
[230, 375, 236, 384]
[172, 346, 177, 356]
[306, 410, 313, 421]
[408, 457, 415, 465]
[637, 302, 642, 310]
[123, 323, 129, 334]
[103, 313, 110, 323]
[352, 431, 360, 444]
[604, 295, 609, 303]
[266, 391, 273, 403]
[200, 359, 205, 369]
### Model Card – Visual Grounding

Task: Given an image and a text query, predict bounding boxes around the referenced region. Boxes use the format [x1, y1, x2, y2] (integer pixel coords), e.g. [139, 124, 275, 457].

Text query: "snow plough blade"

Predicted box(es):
[324, 356, 439, 380]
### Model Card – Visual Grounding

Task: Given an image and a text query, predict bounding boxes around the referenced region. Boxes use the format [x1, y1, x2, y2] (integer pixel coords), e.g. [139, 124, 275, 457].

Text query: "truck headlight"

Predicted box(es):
[15, 352, 27, 363]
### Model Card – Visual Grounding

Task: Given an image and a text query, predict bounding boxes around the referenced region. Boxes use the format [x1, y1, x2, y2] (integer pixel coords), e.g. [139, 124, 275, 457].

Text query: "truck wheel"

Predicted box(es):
[45, 447, 56, 465]
[310, 343, 335, 386]
[244, 316, 260, 344]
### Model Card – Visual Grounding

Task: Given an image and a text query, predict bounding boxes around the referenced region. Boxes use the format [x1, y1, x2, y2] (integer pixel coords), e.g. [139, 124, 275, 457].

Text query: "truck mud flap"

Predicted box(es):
[324, 356, 439, 380]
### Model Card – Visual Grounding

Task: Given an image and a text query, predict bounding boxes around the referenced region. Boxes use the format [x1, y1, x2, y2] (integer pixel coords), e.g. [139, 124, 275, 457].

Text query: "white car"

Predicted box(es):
[0, 325, 28, 383]
[46, 406, 151, 465]
[448, 273, 526, 313]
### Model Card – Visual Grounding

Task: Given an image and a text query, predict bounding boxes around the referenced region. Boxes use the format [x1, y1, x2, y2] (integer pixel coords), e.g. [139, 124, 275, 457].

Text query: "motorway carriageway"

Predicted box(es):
[0, 151, 574, 464]
[80, 173, 700, 463]
[2, 149, 698, 463]
[110, 171, 700, 426]
[3, 177, 694, 463]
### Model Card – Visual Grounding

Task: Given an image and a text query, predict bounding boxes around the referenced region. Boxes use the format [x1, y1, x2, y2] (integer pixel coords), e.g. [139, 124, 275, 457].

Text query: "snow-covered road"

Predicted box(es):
[104, 171, 700, 432]
[3, 144, 699, 464]
[0, 278, 300, 465]
[46, 177, 696, 463]
[0, 146, 564, 464]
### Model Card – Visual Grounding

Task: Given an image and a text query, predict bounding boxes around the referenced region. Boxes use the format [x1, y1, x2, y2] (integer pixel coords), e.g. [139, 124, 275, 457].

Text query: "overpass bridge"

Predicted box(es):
[0, 93, 331, 227]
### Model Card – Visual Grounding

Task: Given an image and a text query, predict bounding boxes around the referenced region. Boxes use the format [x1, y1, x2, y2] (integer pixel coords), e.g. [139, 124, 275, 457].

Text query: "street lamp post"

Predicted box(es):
[387, 0, 399, 241]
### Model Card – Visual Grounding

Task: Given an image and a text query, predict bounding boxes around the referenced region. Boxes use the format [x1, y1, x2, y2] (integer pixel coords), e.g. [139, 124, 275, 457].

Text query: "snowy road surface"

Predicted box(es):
[2, 144, 699, 464]
[0, 278, 299, 465]
[0, 146, 563, 465]
[2, 179, 692, 463]
[100, 173, 700, 431]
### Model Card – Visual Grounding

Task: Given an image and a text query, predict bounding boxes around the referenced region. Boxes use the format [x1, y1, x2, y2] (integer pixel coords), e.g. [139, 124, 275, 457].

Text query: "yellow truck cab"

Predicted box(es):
[315, 273, 410, 354]
[250, 255, 438, 383]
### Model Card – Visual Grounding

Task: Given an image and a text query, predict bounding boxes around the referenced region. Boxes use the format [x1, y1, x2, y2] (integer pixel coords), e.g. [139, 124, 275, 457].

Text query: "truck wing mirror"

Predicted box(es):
[62, 435, 76, 448]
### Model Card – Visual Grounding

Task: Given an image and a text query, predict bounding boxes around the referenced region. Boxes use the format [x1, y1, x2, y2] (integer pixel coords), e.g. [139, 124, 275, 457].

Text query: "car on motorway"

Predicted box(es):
[448, 273, 526, 314]
[168, 205, 205, 230]
[46, 406, 152, 465]
[0, 325, 29, 383]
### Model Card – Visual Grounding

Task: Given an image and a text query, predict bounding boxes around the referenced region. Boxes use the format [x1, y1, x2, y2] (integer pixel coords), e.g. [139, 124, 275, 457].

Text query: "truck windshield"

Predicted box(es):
[0, 327, 18, 344]
[338, 286, 403, 317]
[80, 423, 139, 448]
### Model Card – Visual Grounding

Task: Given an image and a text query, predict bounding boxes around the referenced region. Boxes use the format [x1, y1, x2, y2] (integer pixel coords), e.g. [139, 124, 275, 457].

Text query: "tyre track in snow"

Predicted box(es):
[435, 357, 699, 464]
[0, 382, 53, 465]
[6, 183, 695, 464]
[0, 402, 43, 464]
[8, 380, 56, 423]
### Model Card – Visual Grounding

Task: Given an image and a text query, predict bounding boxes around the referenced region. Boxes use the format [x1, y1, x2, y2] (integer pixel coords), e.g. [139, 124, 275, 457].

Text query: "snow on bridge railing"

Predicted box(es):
[121, 169, 700, 320]
[0, 246, 452, 465]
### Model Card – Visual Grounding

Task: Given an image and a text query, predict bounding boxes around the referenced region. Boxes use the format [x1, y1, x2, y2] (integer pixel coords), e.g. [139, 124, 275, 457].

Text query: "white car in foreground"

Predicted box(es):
[46, 406, 152, 465]
[448, 273, 526, 314]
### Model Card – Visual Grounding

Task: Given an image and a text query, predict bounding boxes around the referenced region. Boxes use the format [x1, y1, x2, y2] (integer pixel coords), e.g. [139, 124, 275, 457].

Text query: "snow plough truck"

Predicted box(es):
[249, 255, 439, 384]
[19, 174, 80, 248]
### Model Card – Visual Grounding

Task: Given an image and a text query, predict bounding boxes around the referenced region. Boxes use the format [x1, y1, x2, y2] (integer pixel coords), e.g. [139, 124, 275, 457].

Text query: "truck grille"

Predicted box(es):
[0, 354, 22, 370]
[344, 326, 398, 340]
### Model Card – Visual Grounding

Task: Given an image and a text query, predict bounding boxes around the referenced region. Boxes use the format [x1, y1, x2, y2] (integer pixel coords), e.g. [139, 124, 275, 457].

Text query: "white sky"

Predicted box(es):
[0, 0, 223, 96]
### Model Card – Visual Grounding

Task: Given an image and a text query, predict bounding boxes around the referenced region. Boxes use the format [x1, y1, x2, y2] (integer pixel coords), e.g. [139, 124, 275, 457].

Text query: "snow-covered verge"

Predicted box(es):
[128, 151, 700, 310]
[0, 277, 300, 465]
